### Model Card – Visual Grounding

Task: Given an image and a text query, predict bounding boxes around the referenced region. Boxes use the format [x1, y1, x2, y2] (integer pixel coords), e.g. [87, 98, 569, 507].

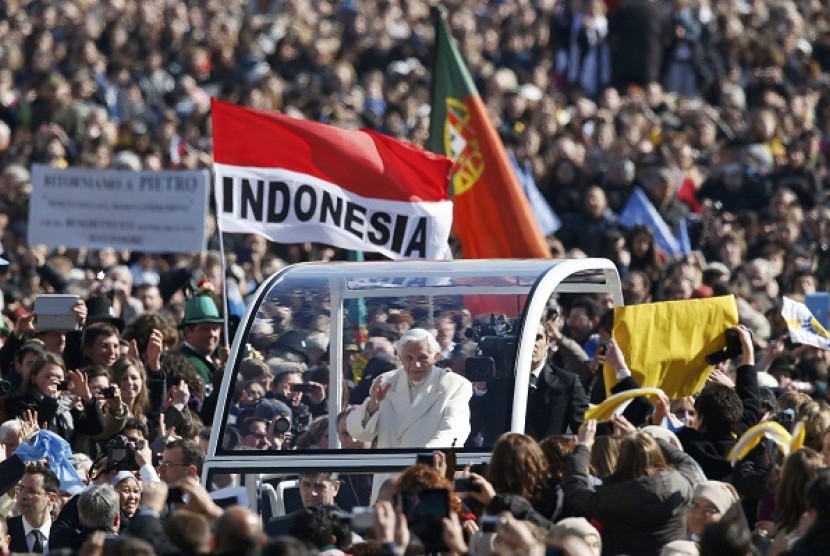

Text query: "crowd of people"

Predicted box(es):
[0, 0, 828, 554]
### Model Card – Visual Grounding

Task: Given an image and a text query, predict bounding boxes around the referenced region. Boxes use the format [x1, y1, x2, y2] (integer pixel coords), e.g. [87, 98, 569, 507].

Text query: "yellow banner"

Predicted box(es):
[606, 295, 739, 399]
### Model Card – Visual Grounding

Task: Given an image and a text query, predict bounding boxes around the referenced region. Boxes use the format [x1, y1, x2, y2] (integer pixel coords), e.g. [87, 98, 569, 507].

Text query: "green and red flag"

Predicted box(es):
[427, 6, 551, 260]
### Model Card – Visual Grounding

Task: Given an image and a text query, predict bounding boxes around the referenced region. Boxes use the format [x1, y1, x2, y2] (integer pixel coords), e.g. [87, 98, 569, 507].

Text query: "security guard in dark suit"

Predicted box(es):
[525, 322, 589, 440]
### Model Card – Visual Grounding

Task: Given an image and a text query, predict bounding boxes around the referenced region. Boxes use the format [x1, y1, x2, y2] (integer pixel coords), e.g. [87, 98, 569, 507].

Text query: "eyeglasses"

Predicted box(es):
[15, 485, 47, 497]
[158, 462, 189, 469]
[686, 503, 720, 517]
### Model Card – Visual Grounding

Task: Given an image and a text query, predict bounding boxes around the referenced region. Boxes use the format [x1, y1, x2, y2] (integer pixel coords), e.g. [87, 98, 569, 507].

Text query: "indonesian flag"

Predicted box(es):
[211, 99, 454, 260]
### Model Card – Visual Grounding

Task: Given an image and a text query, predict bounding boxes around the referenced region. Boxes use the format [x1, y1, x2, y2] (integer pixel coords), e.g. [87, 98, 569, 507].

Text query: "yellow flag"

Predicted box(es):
[727, 420, 792, 465]
[606, 295, 739, 399]
[585, 387, 665, 421]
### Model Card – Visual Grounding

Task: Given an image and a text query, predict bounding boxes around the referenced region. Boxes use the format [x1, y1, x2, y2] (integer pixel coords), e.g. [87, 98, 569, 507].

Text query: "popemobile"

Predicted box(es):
[202, 258, 622, 523]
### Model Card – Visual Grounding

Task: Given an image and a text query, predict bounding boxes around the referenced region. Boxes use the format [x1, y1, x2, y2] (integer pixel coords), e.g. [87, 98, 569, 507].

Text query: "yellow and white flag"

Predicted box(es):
[782, 296, 830, 351]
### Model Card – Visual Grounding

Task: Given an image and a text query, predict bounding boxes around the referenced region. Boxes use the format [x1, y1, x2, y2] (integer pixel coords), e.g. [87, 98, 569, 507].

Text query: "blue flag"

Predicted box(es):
[15, 430, 85, 494]
[618, 187, 683, 256]
[510, 152, 561, 235]
[806, 292, 830, 329]
[677, 218, 691, 256]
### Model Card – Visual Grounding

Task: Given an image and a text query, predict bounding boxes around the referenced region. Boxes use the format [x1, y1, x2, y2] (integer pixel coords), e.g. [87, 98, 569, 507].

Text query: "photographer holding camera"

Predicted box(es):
[269, 368, 323, 437]
[72, 366, 128, 460]
[668, 324, 762, 481]
[6, 353, 104, 446]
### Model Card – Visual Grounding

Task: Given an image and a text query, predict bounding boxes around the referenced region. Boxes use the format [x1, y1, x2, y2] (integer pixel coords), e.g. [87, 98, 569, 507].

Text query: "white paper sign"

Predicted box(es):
[29, 165, 209, 253]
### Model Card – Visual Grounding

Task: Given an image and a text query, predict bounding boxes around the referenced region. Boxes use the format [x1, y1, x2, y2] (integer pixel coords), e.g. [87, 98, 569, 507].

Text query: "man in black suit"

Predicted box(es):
[8, 462, 60, 554]
[525, 322, 589, 440]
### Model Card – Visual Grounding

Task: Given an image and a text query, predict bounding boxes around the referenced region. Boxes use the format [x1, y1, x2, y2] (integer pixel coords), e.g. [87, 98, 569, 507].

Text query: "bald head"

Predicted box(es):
[213, 506, 263, 555]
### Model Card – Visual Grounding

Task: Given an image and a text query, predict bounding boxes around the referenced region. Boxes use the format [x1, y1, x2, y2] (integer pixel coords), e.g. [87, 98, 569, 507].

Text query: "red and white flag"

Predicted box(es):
[211, 99, 453, 260]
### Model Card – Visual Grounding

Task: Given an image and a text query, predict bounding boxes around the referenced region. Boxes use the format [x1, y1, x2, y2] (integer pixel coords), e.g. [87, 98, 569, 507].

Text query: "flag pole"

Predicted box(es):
[217, 227, 231, 351]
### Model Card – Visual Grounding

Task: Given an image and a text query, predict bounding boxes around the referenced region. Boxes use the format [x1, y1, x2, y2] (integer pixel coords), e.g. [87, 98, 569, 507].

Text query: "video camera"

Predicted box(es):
[107, 434, 144, 471]
[706, 328, 748, 365]
[464, 314, 519, 382]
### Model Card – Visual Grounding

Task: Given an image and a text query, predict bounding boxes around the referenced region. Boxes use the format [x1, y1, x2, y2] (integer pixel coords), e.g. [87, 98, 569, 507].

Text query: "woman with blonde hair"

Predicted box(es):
[796, 401, 830, 451]
[110, 357, 151, 423]
[564, 420, 699, 555]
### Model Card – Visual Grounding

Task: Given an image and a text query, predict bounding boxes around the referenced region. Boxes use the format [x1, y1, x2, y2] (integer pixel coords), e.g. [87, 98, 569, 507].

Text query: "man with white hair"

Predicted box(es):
[106, 265, 144, 324]
[347, 327, 472, 450]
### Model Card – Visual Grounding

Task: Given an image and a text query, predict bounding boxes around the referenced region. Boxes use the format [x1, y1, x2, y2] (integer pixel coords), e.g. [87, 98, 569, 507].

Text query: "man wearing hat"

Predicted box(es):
[178, 294, 224, 387]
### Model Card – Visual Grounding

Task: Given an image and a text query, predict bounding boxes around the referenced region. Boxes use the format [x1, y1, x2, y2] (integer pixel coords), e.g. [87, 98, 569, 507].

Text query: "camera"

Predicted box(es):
[706, 328, 746, 365]
[272, 416, 292, 434]
[345, 506, 375, 531]
[107, 434, 143, 471]
[0, 380, 12, 394]
[464, 314, 519, 381]
[480, 515, 502, 534]
[400, 489, 450, 553]
[101, 386, 116, 399]
[57, 379, 70, 391]
[454, 477, 480, 493]
[416, 453, 435, 466]
[291, 383, 314, 394]
[167, 487, 186, 504]
[773, 409, 796, 433]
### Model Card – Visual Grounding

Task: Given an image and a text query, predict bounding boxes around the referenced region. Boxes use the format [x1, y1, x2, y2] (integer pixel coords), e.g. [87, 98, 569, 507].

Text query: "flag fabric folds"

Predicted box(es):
[782, 296, 830, 351]
[509, 152, 562, 236]
[607, 295, 739, 399]
[617, 187, 688, 257]
[211, 98, 453, 260]
[427, 6, 551, 259]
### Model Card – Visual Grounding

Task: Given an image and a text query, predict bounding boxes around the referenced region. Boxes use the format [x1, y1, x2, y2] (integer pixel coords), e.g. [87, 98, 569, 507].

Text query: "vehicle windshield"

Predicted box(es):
[215, 261, 559, 455]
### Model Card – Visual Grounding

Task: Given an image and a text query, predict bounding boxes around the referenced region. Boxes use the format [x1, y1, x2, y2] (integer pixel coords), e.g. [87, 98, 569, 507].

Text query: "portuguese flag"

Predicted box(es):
[427, 6, 551, 259]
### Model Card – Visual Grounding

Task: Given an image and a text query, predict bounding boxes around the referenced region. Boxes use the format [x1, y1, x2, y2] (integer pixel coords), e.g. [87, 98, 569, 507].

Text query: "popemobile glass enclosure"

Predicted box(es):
[203, 259, 622, 518]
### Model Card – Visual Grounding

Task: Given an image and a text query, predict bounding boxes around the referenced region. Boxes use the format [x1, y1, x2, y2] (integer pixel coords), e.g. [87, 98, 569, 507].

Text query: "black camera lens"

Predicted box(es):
[273, 416, 291, 434]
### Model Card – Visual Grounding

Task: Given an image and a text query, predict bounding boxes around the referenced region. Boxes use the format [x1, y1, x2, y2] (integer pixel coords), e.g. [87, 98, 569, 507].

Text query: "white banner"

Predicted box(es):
[29, 165, 209, 253]
[214, 163, 453, 260]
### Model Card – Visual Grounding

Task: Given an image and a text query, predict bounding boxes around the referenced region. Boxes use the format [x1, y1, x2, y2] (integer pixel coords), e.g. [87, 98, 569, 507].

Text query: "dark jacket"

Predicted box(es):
[675, 363, 761, 481]
[49, 493, 81, 551]
[7, 515, 37, 553]
[525, 361, 589, 439]
[785, 518, 830, 556]
[607, 0, 667, 88]
[125, 510, 178, 555]
[7, 392, 104, 446]
[564, 439, 699, 556]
